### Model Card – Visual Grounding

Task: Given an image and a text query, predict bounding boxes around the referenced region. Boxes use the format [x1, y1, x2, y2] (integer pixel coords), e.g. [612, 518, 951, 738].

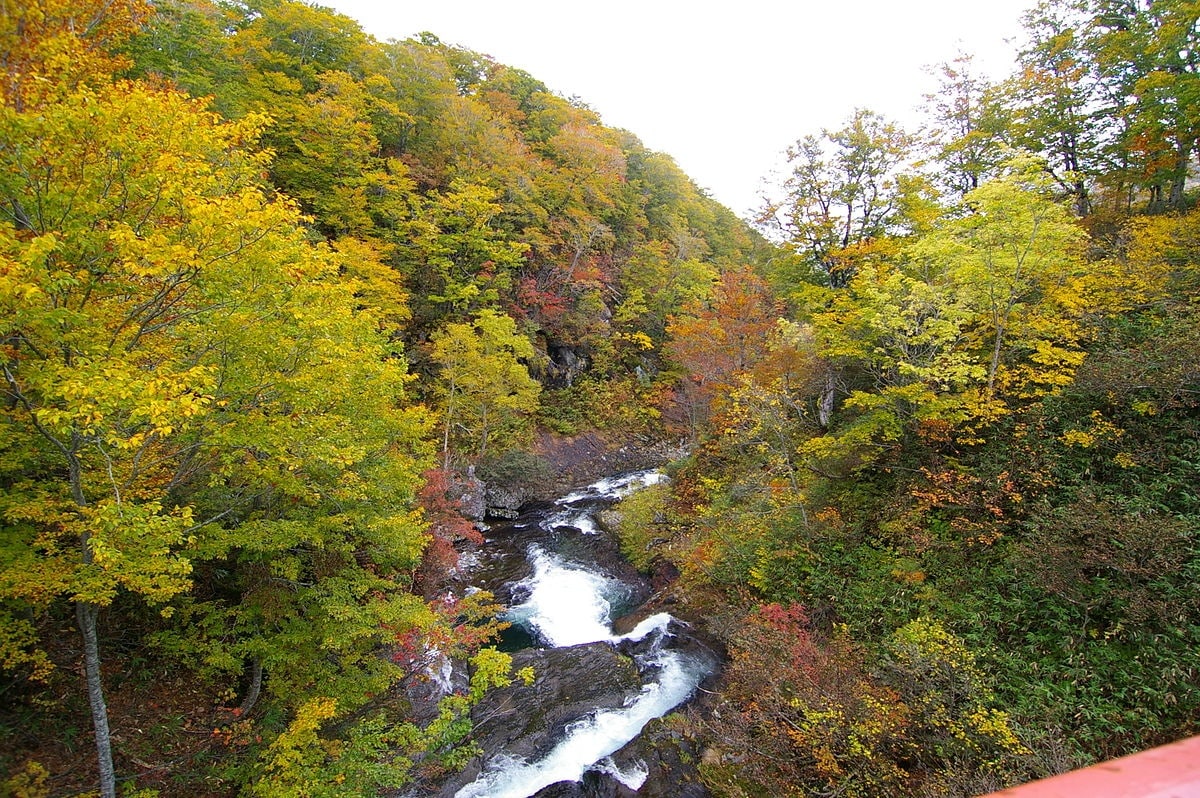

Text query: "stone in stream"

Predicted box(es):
[448, 466, 488, 522]
[434, 643, 643, 797]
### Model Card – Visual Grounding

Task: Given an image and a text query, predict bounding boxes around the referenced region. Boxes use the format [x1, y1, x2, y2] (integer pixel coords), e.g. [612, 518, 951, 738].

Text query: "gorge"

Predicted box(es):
[430, 471, 717, 798]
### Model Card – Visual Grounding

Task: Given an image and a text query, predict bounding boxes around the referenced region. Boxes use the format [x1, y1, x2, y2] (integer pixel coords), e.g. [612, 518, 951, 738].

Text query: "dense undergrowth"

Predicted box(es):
[626, 269, 1200, 796]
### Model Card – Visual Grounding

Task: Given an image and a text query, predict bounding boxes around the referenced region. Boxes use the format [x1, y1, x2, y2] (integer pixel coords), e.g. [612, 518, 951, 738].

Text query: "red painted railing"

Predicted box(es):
[981, 736, 1200, 798]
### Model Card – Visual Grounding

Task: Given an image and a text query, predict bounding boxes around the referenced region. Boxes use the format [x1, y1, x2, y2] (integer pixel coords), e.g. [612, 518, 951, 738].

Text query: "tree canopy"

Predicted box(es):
[3, 1, 1200, 796]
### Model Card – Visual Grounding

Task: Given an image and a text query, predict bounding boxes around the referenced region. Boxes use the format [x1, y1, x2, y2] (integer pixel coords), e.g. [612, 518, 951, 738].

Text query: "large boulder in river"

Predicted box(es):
[477, 451, 557, 517]
[484, 482, 527, 519]
[595, 507, 622, 536]
[435, 643, 642, 797]
[448, 466, 487, 522]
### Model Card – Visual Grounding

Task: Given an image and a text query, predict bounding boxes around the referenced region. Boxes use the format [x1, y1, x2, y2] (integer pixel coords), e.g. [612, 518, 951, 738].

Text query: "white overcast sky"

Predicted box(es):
[323, 1, 1034, 219]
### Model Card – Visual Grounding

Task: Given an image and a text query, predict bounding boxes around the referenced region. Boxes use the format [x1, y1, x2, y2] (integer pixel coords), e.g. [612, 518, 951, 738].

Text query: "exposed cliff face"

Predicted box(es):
[545, 342, 590, 389]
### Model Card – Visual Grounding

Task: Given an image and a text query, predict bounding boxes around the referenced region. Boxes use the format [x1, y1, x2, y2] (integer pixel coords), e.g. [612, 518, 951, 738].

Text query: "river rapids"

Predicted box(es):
[437, 470, 716, 797]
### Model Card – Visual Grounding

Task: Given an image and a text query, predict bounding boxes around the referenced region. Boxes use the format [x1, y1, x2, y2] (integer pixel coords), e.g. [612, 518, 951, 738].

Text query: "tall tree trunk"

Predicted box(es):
[77, 601, 116, 798]
[1074, 178, 1091, 217]
[1148, 183, 1164, 214]
[1169, 176, 1186, 211]
[69, 441, 116, 798]
[239, 658, 264, 716]
[989, 324, 1006, 395]
[478, 404, 489, 459]
[818, 371, 837, 429]
[442, 377, 456, 471]
[1168, 144, 1191, 211]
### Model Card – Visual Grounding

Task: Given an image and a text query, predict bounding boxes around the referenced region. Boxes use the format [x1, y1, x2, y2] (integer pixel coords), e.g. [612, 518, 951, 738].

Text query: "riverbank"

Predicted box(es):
[425, 469, 718, 798]
[528, 431, 689, 497]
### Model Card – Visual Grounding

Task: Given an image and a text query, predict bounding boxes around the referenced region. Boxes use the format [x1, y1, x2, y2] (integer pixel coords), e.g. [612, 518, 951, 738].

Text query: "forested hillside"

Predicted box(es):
[0, 1, 760, 795]
[2, 0, 1198, 796]
[632, 2, 1200, 795]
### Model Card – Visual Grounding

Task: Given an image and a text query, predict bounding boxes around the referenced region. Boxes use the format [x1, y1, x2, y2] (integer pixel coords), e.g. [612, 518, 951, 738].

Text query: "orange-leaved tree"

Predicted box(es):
[666, 267, 780, 437]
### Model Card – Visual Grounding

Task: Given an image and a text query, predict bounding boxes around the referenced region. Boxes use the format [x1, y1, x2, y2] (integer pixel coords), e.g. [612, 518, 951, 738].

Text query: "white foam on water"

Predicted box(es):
[612, 470, 668, 497]
[453, 651, 705, 798]
[541, 507, 599, 535]
[504, 547, 620, 646]
[594, 755, 649, 790]
[614, 612, 673, 644]
[559, 469, 667, 504]
[571, 513, 599, 535]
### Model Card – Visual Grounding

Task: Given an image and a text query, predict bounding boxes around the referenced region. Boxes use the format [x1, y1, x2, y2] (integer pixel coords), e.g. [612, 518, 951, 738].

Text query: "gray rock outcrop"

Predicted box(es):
[434, 643, 643, 797]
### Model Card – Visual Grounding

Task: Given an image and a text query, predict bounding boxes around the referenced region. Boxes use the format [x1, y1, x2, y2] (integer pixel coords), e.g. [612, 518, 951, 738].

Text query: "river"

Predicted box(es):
[437, 470, 716, 797]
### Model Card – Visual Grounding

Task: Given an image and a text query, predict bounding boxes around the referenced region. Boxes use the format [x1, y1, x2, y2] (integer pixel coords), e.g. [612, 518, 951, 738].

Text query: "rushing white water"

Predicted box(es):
[545, 469, 669, 536]
[453, 470, 707, 798]
[503, 547, 625, 647]
[454, 649, 705, 798]
[559, 469, 668, 504]
[594, 755, 650, 790]
[541, 506, 600, 535]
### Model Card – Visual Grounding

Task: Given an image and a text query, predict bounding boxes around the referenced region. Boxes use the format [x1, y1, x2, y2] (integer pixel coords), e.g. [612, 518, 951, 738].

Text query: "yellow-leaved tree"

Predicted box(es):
[0, 77, 434, 796]
[918, 159, 1090, 403]
[429, 309, 541, 466]
[801, 159, 1093, 474]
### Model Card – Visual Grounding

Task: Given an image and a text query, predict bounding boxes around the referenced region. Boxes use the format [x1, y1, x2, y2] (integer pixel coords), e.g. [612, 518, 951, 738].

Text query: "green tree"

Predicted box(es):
[401, 181, 530, 326]
[223, 0, 372, 94]
[925, 53, 1013, 197]
[0, 82, 263, 798]
[1012, 0, 1200, 214]
[798, 160, 1093, 475]
[1089, 0, 1200, 211]
[0, 78, 433, 795]
[1009, 1, 1108, 215]
[122, 0, 239, 103]
[764, 108, 913, 290]
[429, 310, 541, 465]
[266, 70, 418, 238]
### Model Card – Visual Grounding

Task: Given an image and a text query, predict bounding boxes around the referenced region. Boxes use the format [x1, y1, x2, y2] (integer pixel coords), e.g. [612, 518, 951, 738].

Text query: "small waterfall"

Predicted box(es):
[454, 646, 706, 798]
[450, 470, 713, 798]
[503, 547, 628, 647]
[593, 756, 650, 790]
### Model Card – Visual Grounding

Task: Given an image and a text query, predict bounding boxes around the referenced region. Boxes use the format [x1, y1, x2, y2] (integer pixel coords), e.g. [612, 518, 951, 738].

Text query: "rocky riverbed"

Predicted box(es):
[423, 469, 719, 798]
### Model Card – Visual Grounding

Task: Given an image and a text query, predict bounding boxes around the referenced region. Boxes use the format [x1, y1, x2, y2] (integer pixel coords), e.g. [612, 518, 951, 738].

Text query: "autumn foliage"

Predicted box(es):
[4, 0, 1200, 795]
